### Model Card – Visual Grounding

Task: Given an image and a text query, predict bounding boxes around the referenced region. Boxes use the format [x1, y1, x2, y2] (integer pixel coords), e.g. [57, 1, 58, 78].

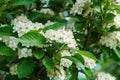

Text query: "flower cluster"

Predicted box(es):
[43, 28, 77, 48]
[40, 8, 54, 15]
[114, 14, 120, 28]
[18, 48, 32, 59]
[47, 65, 66, 80]
[2, 36, 18, 50]
[96, 72, 116, 80]
[70, 0, 91, 15]
[99, 31, 120, 49]
[12, 14, 44, 37]
[82, 55, 96, 69]
[60, 50, 72, 68]
[10, 64, 18, 75]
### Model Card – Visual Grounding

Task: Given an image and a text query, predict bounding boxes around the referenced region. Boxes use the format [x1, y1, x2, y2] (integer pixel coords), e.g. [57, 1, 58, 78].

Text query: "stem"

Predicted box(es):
[83, 25, 92, 50]
[36, 67, 44, 80]
[99, 0, 103, 20]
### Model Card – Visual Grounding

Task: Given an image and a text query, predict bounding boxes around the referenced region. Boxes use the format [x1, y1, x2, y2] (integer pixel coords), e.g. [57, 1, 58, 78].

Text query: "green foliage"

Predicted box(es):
[18, 31, 46, 46]
[17, 58, 35, 79]
[113, 48, 120, 59]
[34, 50, 45, 59]
[0, 0, 119, 79]
[43, 22, 67, 31]
[11, 0, 37, 6]
[63, 56, 85, 70]
[75, 50, 97, 61]
[0, 43, 16, 56]
[42, 56, 55, 70]
[0, 25, 15, 36]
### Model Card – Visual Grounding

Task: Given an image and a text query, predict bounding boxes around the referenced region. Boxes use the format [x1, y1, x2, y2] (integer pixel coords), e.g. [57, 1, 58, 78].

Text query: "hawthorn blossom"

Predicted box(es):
[60, 50, 72, 68]
[96, 72, 116, 80]
[18, 48, 32, 59]
[2, 36, 18, 50]
[82, 55, 96, 69]
[12, 14, 44, 37]
[47, 65, 66, 80]
[10, 64, 18, 75]
[99, 31, 120, 49]
[40, 8, 54, 15]
[70, 0, 91, 15]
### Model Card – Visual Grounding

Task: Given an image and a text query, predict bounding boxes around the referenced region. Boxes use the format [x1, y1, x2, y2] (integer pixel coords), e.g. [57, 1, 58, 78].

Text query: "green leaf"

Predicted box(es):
[28, 12, 44, 22]
[18, 58, 35, 79]
[0, 45, 16, 56]
[11, 0, 37, 6]
[34, 50, 45, 59]
[0, 25, 15, 36]
[104, 13, 115, 22]
[74, 53, 84, 64]
[42, 56, 55, 70]
[84, 68, 93, 78]
[75, 50, 97, 61]
[65, 68, 78, 80]
[113, 48, 120, 59]
[75, 23, 85, 31]
[43, 22, 67, 31]
[18, 31, 46, 46]
[63, 56, 85, 70]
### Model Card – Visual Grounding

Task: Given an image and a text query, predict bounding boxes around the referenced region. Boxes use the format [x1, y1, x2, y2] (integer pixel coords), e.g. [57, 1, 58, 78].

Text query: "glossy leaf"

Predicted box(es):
[11, 0, 37, 6]
[75, 50, 97, 61]
[18, 31, 46, 46]
[0, 45, 16, 56]
[42, 56, 55, 70]
[0, 25, 15, 36]
[18, 58, 35, 79]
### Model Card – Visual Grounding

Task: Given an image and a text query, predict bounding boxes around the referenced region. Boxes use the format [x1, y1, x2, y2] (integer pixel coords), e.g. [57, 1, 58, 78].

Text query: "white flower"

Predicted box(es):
[2, 36, 18, 50]
[18, 48, 32, 59]
[114, 14, 120, 28]
[0, 37, 2, 40]
[12, 14, 44, 37]
[60, 50, 72, 57]
[43, 25, 77, 48]
[10, 64, 18, 75]
[60, 50, 72, 68]
[47, 65, 66, 80]
[96, 72, 116, 80]
[44, 20, 55, 27]
[70, 0, 91, 15]
[40, 8, 54, 15]
[60, 58, 72, 68]
[82, 55, 96, 69]
[99, 31, 120, 49]
[115, 0, 120, 5]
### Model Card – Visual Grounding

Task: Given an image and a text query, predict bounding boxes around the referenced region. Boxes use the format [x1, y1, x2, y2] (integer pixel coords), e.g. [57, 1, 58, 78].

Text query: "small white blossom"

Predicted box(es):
[60, 58, 72, 68]
[60, 50, 72, 68]
[40, 8, 54, 15]
[47, 65, 66, 80]
[70, 0, 91, 15]
[10, 64, 18, 75]
[99, 31, 120, 49]
[82, 55, 96, 69]
[96, 72, 116, 80]
[2, 36, 18, 50]
[44, 20, 55, 27]
[115, 0, 120, 5]
[12, 14, 44, 37]
[0, 37, 2, 40]
[43, 24, 77, 48]
[18, 48, 32, 59]
[114, 14, 120, 28]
